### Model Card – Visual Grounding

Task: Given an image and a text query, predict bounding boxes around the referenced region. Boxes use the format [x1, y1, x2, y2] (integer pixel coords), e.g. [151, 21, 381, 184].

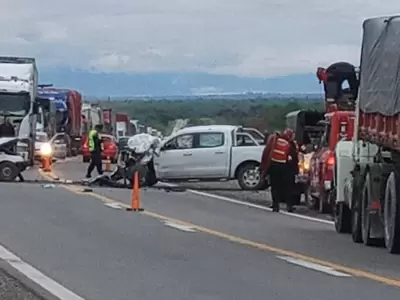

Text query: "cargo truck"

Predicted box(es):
[0, 56, 39, 166]
[37, 88, 82, 156]
[334, 16, 400, 254]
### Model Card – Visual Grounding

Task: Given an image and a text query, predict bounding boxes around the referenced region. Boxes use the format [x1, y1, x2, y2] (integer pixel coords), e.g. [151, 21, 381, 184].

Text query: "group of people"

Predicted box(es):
[260, 128, 298, 213]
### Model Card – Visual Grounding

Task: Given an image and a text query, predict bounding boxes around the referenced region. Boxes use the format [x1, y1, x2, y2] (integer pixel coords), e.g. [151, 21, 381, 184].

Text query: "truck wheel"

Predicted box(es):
[383, 170, 400, 253]
[334, 202, 351, 233]
[0, 162, 19, 182]
[237, 162, 267, 190]
[361, 173, 383, 246]
[319, 191, 332, 214]
[351, 171, 363, 243]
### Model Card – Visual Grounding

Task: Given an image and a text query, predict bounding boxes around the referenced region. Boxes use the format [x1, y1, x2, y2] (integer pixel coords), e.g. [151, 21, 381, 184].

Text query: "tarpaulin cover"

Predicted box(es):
[359, 16, 400, 116]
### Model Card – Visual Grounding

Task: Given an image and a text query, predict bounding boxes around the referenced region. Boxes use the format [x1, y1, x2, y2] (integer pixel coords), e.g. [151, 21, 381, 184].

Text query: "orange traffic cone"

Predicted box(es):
[126, 172, 144, 211]
[105, 156, 111, 172]
[42, 156, 51, 172]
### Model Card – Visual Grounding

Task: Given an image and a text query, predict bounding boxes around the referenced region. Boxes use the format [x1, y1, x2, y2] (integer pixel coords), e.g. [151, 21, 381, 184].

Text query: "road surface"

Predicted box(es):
[0, 160, 398, 299]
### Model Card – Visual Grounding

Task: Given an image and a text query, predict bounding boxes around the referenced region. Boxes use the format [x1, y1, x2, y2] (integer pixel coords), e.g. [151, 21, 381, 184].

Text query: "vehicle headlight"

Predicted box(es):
[303, 159, 310, 170]
[40, 143, 52, 157]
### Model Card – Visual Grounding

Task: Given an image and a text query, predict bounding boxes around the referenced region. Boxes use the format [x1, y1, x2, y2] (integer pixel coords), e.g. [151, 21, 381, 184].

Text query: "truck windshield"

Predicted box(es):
[0, 92, 30, 115]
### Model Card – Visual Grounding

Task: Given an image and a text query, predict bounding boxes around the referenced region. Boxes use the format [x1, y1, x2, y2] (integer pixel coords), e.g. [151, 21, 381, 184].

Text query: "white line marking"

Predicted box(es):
[160, 182, 334, 225]
[277, 256, 352, 277]
[0, 244, 85, 300]
[164, 221, 196, 232]
[104, 202, 123, 209]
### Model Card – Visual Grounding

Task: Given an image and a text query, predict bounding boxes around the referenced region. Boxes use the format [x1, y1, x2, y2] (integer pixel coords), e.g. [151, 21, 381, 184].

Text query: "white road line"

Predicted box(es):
[104, 202, 123, 209]
[0, 244, 85, 300]
[164, 221, 196, 232]
[277, 256, 352, 277]
[160, 182, 334, 225]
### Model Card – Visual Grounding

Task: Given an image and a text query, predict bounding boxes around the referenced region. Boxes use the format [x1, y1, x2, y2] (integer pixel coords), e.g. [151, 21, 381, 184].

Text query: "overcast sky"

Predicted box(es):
[1, 1, 399, 77]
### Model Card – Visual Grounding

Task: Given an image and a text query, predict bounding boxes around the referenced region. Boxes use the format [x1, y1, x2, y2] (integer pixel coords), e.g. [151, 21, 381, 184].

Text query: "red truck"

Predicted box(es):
[304, 62, 358, 214]
[334, 16, 400, 254]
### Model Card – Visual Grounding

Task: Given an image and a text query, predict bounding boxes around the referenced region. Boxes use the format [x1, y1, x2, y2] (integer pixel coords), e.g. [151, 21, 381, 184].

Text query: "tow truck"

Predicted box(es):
[305, 61, 358, 213]
[334, 16, 400, 253]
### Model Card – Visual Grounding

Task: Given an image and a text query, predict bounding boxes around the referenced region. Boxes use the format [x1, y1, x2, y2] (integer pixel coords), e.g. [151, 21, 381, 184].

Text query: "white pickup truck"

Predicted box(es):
[153, 125, 267, 190]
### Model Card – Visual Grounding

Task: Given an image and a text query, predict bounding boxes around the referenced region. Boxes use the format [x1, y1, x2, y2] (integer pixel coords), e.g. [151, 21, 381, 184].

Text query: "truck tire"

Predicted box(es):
[237, 162, 267, 191]
[351, 170, 363, 243]
[319, 190, 332, 214]
[361, 173, 384, 246]
[383, 170, 400, 254]
[333, 184, 351, 233]
[0, 162, 19, 182]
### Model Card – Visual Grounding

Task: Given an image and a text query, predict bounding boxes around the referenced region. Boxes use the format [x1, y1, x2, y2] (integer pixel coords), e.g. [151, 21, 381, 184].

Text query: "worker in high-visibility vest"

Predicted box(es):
[85, 124, 104, 178]
[260, 129, 293, 212]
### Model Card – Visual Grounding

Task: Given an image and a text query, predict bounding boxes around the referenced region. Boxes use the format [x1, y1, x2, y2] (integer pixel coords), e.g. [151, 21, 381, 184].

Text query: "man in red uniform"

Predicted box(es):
[260, 129, 293, 212]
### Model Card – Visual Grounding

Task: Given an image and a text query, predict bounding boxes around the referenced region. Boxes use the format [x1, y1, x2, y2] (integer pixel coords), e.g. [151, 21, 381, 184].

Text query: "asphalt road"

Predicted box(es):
[0, 160, 399, 299]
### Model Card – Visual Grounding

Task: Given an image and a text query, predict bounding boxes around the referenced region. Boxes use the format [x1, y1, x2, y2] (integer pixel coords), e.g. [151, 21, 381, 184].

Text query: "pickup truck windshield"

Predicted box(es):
[0, 92, 30, 115]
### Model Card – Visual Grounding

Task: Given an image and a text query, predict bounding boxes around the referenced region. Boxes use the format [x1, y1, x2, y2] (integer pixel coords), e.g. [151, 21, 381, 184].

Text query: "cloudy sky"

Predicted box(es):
[1, 1, 400, 77]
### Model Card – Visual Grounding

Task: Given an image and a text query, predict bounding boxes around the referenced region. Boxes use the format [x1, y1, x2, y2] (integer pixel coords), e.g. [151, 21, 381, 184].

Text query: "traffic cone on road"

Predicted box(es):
[105, 156, 111, 172]
[42, 156, 51, 172]
[126, 172, 144, 212]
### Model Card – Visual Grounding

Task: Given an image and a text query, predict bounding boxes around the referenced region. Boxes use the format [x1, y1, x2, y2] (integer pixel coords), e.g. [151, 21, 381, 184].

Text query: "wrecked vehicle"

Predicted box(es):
[0, 137, 29, 181]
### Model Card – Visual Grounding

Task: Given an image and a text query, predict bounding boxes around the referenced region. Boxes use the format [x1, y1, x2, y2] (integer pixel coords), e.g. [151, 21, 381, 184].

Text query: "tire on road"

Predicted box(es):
[384, 169, 400, 253]
[237, 162, 268, 191]
[0, 161, 19, 182]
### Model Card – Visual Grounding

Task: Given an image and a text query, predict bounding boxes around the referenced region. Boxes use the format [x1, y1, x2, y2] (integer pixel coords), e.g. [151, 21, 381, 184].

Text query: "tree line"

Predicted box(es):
[94, 98, 324, 134]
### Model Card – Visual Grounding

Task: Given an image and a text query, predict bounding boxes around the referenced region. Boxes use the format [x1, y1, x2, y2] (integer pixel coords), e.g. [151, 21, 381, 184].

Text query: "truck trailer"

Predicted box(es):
[334, 16, 400, 254]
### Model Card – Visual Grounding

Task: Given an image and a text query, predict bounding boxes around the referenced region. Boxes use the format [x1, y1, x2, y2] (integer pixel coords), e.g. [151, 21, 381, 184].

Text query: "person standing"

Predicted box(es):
[284, 129, 298, 211]
[260, 130, 293, 212]
[85, 124, 104, 178]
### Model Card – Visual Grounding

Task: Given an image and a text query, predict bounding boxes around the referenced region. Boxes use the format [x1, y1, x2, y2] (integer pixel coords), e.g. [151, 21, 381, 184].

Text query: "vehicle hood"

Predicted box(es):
[0, 137, 20, 147]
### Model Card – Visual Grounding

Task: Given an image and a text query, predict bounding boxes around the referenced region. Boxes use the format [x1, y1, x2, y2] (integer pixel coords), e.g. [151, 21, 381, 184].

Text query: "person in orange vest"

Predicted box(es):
[260, 129, 293, 212]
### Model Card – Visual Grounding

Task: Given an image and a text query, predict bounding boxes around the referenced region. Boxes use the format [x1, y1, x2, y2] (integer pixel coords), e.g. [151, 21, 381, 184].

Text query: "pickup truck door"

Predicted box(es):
[190, 131, 229, 178]
[154, 133, 196, 179]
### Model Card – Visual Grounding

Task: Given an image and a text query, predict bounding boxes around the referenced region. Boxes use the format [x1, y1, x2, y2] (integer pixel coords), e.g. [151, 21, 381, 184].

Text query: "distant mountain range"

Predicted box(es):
[38, 68, 323, 99]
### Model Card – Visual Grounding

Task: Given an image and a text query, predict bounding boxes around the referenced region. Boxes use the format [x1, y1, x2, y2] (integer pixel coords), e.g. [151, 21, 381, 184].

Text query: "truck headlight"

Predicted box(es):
[303, 160, 310, 171]
[40, 143, 52, 157]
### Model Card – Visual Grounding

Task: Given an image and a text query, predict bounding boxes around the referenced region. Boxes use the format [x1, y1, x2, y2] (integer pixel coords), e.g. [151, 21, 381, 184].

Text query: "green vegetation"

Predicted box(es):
[94, 98, 324, 133]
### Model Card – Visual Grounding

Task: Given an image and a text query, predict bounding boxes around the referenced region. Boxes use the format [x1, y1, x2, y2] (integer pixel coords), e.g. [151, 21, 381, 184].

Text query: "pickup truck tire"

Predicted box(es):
[383, 170, 400, 253]
[237, 162, 267, 191]
[334, 202, 351, 234]
[0, 162, 19, 182]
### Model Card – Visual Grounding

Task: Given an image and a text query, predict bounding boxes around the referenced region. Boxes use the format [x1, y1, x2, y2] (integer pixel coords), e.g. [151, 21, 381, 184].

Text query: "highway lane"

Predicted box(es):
[52, 158, 333, 222]
[50, 160, 400, 279]
[2, 180, 398, 299]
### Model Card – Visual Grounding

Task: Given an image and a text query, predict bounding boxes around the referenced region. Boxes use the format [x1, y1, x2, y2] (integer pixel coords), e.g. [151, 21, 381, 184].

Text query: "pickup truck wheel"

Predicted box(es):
[383, 170, 400, 253]
[0, 162, 19, 182]
[319, 191, 332, 214]
[237, 163, 266, 190]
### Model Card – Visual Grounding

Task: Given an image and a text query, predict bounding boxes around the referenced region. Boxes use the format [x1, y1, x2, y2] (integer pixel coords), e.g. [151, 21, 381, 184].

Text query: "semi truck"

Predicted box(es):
[37, 88, 82, 156]
[334, 16, 400, 254]
[0, 56, 39, 166]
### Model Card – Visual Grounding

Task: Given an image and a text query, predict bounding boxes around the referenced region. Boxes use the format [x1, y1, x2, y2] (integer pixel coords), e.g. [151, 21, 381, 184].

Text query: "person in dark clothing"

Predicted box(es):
[85, 124, 104, 178]
[260, 130, 293, 212]
[0, 117, 15, 137]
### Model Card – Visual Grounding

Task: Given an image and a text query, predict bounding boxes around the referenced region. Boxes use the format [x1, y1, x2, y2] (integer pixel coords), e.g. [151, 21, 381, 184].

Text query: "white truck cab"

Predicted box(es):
[154, 125, 267, 190]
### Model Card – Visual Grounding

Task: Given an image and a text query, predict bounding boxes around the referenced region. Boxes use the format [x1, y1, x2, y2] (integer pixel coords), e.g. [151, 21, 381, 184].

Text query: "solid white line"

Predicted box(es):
[160, 182, 334, 225]
[277, 256, 351, 277]
[164, 221, 196, 232]
[0, 244, 85, 300]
